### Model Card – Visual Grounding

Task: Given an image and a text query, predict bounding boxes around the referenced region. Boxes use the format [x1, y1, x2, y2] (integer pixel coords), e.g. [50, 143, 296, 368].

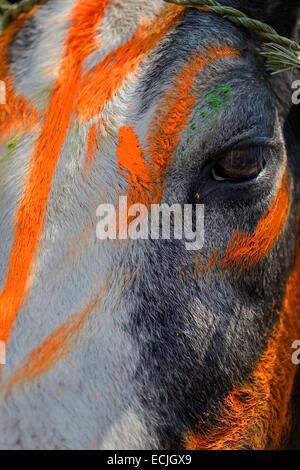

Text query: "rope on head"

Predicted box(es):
[1, 0, 299, 74]
[0, 0, 47, 29]
[164, 0, 300, 75]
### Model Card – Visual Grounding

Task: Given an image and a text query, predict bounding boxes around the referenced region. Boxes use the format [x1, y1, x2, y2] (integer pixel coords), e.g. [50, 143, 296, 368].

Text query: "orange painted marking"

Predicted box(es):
[194, 254, 202, 282]
[0, 11, 39, 144]
[0, 0, 110, 343]
[221, 172, 289, 269]
[76, 5, 185, 121]
[4, 298, 99, 392]
[2, 273, 115, 391]
[197, 7, 210, 12]
[117, 126, 153, 205]
[206, 249, 218, 272]
[115, 126, 153, 235]
[84, 124, 97, 175]
[185, 244, 300, 450]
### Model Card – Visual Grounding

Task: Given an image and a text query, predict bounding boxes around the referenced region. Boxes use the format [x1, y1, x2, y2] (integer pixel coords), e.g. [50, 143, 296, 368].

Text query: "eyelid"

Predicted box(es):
[231, 137, 281, 151]
[210, 138, 280, 169]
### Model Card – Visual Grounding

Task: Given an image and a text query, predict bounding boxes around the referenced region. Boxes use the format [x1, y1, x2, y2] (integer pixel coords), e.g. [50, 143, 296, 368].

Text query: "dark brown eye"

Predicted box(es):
[212, 147, 266, 182]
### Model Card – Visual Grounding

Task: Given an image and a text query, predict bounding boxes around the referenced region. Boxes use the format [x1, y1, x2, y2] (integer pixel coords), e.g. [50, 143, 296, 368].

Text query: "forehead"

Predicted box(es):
[8, 2, 269, 100]
[5, 2, 277, 200]
[138, 7, 273, 115]
[4, 0, 277, 187]
[133, 9, 277, 169]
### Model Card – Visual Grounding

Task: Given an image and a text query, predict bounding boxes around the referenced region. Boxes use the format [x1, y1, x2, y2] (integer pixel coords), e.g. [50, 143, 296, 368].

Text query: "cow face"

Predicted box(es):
[0, 0, 299, 450]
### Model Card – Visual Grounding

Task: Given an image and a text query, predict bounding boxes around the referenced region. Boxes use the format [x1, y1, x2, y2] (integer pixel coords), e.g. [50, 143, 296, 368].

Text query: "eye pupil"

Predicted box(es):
[212, 147, 266, 183]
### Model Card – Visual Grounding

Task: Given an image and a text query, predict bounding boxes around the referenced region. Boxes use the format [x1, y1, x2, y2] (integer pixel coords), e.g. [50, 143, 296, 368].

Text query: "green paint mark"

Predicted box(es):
[210, 113, 219, 122]
[7, 137, 17, 151]
[197, 108, 210, 119]
[0, 136, 18, 183]
[207, 95, 222, 109]
[218, 84, 234, 97]
[187, 83, 235, 143]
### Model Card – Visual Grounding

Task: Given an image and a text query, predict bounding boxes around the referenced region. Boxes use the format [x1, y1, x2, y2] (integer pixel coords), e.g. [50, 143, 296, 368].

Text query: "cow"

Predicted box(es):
[0, 0, 299, 450]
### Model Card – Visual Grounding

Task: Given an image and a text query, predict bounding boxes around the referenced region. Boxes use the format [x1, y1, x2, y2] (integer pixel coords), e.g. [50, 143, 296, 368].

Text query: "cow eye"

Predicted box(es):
[212, 146, 266, 182]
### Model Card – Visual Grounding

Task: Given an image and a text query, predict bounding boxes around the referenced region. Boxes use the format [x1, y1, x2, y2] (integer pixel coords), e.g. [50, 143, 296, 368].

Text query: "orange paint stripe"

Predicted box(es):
[194, 254, 202, 282]
[185, 245, 300, 450]
[2, 274, 113, 392]
[147, 47, 241, 204]
[6, 302, 96, 390]
[0, 0, 109, 343]
[117, 126, 153, 206]
[84, 124, 97, 175]
[206, 248, 218, 272]
[3, 294, 104, 393]
[116, 125, 153, 233]
[0, 11, 39, 143]
[76, 4, 185, 121]
[221, 172, 289, 269]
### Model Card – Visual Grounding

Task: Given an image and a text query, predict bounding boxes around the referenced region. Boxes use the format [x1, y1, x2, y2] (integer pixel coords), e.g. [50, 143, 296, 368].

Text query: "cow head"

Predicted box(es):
[0, 0, 299, 450]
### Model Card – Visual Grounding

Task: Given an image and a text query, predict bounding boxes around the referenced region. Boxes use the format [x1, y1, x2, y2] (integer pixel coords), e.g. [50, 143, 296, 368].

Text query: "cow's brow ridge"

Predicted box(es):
[165, 0, 300, 74]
